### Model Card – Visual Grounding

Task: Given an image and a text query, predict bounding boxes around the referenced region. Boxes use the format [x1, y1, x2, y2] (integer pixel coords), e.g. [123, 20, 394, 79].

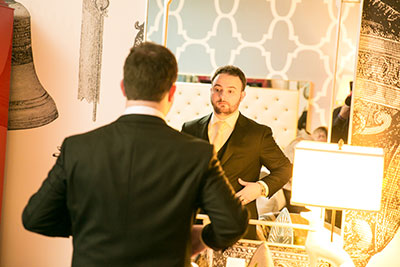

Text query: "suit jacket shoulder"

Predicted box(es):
[237, 113, 272, 132]
[181, 113, 211, 139]
[65, 114, 214, 167]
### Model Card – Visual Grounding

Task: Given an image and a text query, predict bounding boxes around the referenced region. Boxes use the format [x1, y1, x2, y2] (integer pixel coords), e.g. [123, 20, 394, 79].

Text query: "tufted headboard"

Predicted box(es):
[166, 82, 299, 149]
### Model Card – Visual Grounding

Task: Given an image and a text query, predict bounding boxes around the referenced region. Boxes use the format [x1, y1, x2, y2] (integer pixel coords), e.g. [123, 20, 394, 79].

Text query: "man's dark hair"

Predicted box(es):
[123, 42, 178, 101]
[211, 65, 247, 91]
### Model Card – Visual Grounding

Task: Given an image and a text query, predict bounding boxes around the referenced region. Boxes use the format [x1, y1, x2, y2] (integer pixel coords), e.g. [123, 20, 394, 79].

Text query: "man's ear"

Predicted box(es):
[168, 84, 176, 102]
[240, 90, 246, 102]
[120, 80, 126, 97]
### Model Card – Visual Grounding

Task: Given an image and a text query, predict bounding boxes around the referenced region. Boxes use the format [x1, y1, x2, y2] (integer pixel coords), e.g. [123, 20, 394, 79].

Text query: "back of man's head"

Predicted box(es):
[123, 42, 178, 101]
[211, 65, 247, 91]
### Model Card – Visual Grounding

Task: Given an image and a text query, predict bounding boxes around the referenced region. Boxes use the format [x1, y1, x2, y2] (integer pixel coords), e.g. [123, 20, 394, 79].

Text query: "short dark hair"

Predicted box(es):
[123, 42, 178, 101]
[211, 65, 247, 91]
[313, 126, 328, 136]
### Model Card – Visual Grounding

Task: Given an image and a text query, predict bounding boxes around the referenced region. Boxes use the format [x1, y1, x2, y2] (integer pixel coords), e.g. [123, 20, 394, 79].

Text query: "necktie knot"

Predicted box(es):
[210, 120, 228, 151]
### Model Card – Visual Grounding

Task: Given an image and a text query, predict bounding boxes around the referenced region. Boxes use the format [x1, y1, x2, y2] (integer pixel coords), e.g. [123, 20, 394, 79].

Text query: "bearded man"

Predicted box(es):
[182, 65, 292, 239]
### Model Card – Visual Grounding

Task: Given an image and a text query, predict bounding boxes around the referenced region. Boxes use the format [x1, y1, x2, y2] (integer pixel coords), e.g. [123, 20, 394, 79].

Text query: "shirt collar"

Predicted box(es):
[210, 110, 240, 129]
[124, 105, 165, 120]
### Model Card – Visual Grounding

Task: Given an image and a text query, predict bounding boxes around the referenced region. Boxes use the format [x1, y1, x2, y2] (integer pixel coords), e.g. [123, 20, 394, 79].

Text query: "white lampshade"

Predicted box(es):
[291, 140, 384, 211]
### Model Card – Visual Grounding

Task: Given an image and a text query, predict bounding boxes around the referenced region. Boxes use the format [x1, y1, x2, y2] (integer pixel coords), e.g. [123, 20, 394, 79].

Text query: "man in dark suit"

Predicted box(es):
[22, 43, 248, 267]
[182, 65, 292, 239]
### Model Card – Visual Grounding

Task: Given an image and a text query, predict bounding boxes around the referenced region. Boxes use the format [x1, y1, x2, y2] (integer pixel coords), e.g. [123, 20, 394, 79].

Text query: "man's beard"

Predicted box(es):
[212, 100, 240, 116]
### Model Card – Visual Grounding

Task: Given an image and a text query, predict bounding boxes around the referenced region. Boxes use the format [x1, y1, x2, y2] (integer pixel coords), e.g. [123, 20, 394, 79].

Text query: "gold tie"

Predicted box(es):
[210, 121, 228, 152]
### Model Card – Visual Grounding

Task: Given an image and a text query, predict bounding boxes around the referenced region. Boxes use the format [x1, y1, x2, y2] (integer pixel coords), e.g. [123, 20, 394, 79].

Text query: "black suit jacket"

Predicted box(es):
[182, 113, 292, 222]
[331, 106, 349, 144]
[22, 114, 248, 267]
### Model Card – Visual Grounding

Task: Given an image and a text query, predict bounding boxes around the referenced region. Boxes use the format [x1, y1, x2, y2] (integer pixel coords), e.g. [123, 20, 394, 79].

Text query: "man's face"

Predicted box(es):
[312, 130, 327, 142]
[210, 73, 245, 116]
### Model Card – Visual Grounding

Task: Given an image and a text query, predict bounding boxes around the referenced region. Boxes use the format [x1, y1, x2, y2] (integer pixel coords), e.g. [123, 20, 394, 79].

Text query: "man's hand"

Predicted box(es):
[338, 104, 350, 120]
[191, 225, 207, 257]
[235, 178, 263, 205]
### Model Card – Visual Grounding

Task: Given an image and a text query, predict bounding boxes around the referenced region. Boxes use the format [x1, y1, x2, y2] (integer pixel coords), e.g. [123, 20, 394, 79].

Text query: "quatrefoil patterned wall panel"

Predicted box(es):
[147, 0, 360, 131]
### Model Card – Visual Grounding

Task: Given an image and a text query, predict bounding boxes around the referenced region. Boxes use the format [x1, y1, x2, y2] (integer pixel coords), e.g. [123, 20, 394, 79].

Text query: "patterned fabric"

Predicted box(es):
[194, 240, 332, 267]
[343, 0, 400, 266]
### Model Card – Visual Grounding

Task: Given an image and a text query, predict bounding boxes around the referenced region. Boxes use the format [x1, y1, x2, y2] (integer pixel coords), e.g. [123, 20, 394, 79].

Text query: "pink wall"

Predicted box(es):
[0, 2, 13, 224]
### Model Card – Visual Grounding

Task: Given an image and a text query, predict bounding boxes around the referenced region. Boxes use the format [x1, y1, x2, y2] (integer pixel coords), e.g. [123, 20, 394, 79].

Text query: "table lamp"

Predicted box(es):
[291, 140, 385, 241]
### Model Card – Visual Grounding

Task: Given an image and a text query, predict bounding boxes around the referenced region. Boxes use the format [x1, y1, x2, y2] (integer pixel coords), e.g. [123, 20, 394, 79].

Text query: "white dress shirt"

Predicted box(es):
[207, 110, 239, 147]
[124, 105, 165, 120]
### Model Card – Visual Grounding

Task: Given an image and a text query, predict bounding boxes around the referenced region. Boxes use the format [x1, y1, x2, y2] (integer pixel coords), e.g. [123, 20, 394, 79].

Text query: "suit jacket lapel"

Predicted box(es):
[198, 113, 212, 141]
[220, 113, 247, 165]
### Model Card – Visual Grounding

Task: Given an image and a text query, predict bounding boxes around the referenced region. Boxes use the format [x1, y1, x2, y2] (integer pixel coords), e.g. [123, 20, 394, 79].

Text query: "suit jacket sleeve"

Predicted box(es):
[259, 126, 293, 197]
[200, 152, 249, 250]
[331, 106, 349, 143]
[22, 139, 71, 237]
